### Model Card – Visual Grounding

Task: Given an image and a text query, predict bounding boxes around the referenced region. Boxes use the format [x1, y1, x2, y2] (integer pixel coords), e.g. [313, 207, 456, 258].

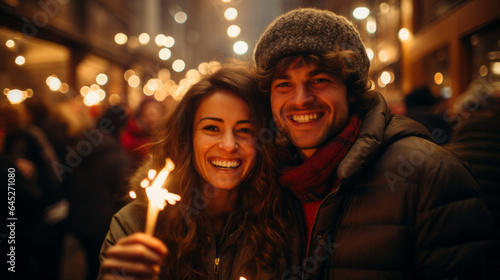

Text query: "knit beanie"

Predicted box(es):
[254, 8, 369, 81]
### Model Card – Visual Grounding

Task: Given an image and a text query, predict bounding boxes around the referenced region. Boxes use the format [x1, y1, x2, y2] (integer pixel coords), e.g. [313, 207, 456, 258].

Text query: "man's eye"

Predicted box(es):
[312, 78, 329, 84]
[275, 82, 291, 88]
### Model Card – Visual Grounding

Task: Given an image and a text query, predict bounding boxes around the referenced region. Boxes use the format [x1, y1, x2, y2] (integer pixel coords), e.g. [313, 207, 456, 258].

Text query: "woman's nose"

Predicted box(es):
[219, 131, 238, 152]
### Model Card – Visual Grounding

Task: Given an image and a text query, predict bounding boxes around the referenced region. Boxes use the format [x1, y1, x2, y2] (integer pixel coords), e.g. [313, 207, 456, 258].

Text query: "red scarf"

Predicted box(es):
[279, 114, 362, 202]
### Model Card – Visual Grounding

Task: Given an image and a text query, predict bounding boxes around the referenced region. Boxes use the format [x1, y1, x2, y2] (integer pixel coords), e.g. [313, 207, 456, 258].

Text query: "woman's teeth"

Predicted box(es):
[210, 160, 240, 168]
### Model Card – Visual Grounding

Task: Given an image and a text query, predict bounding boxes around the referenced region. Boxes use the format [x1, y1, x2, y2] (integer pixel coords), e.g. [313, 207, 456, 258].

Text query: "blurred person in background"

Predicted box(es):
[121, 98, 165, 168]
[444, 80, 500, 237]
[64, 104, 134, 280]
[404, 86, 452, 145]
[0, 100, 65, 280]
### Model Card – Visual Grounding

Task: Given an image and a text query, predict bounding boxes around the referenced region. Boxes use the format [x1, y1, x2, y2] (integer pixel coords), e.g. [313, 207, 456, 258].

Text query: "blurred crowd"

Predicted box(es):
[0, 94, 169, 280]
[0, 77, 499, 280]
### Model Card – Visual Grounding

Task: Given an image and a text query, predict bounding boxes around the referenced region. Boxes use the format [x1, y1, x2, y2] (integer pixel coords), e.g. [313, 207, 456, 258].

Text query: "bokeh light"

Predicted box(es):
[227, 25, 241, 38]
[139, 33, 150, 45]
[172, 59, 186, 72]
[353, 7, 370, 19]
[174, 12, 187, 24]
[114, 33, 128, 45]
[233, 41, 248, 55]
[15, 55, 25, 65]
[224, 8, 237, 21]
[96, 73, 108, 85]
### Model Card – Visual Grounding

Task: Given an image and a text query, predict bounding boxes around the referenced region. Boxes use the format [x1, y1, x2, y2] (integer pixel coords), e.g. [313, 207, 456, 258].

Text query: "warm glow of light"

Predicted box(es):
[158, 68, 171, 81]
[128, 75, 141, 88]
[380, 2, 390, 13]
[227, 25, 241, 38]
[172, 59, 186, 72]
[15, 55, 25, 65]
[143, 158, 180, 235]
[434, 72, 444, 85]
[366, 17, 377, 34]
[47, 76, 62, 91]
[398, 28, 410, 41]
[155, 34, 166, 46]
[380, 71, 391, 84]
[366, 48, 374, 61]
[80, 86, 90, 96]
[129, 190, 137, 199]
[378, 50, 389, 62]
[5, 89, 27, 104]
[114, 33, 128, 45]
[6, 39, 15, 48]
[353, 7, 370, 19]
[84, 90, 100, 106]
[109, 93, 121, 105]
[154, 90, 167, 102]
[147, 79, 162, 92]
[221, 0, 231, 3]
[224, 8, 238, 21]
[479, 65, 488, 77]
[198, 62, 209, 74]
[96, 73, 108, 85]
[377, 77, 387, 88]
[233, 41, 248, 55]
[90, 84, 100, 91]
[139, 33, 150, 45]
[26, 89, 34, 98]
[164, 36, 175, 48]
[159, 48, 172, 60]
[124, 69, 135, 81]
[59, 83, 69, 93]
[492, 62, 500, 75]
[174, 11, 188, 24]
[239, 277, 247, 280]
[143, 85, 154, 96]
[97, 89, 106, 101]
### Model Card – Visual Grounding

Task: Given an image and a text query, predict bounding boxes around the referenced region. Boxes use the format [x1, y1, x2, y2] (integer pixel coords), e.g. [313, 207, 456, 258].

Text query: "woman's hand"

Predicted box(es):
[100, 233, 168, 280]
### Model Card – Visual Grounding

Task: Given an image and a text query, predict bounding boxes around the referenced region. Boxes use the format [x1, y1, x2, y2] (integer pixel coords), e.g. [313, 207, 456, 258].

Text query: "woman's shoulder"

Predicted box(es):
[110, 200, 147, 234]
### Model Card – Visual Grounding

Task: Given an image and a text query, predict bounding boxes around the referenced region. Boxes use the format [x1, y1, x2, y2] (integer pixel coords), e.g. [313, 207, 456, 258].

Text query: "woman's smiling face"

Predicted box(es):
[192, 90, 257, 190]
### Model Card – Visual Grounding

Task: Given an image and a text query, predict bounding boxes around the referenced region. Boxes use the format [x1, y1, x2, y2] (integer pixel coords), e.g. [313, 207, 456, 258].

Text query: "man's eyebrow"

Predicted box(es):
[309, 68, 328, 77]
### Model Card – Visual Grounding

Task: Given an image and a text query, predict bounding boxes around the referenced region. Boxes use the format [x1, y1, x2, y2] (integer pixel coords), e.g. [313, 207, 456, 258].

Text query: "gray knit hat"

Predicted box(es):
[254, 8, 369, 81]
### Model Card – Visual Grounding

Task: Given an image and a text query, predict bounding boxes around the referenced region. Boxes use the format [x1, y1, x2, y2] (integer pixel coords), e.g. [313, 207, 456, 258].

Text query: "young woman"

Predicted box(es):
[98, 61, 288, 280]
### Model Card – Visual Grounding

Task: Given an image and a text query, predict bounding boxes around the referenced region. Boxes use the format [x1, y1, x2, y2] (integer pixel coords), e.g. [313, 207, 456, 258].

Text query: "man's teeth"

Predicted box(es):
[211, 160, 240, 168]
[292, 113, 319, 123]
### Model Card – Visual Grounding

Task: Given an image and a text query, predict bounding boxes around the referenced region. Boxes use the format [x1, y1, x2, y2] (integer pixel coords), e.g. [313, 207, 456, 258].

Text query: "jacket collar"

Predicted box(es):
[337, 91, 433, 183]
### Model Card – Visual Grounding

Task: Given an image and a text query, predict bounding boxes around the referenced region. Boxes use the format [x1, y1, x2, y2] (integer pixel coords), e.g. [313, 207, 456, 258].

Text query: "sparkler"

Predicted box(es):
[138, 158, 181, 235]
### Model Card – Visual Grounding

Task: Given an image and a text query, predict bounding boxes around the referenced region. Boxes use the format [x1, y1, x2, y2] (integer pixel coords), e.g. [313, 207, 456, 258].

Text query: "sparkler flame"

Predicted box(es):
[140, 158, 180, 235]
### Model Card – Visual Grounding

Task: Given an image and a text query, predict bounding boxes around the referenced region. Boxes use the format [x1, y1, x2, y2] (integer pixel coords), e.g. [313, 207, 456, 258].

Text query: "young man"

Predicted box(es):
[253, 8, 499, 280]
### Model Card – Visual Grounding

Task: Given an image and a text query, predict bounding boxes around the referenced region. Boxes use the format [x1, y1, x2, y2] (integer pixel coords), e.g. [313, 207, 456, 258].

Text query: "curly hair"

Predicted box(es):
[136, 60, 287, 279]
[254, 50, 379, 113]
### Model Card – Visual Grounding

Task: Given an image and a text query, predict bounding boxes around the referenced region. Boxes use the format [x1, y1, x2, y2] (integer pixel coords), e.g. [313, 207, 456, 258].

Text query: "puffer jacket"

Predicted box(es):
[98, 201, 279, 280]
[282, 93, 500, 280]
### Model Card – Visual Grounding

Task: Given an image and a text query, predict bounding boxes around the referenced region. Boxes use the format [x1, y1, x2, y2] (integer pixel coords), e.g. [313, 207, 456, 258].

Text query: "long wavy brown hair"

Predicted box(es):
[136, 60, 287, 279]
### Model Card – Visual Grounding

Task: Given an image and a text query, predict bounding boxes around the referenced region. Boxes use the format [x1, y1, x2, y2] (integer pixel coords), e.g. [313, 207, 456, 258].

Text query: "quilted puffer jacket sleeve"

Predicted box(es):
[412, 140, 499, 279]
[98, 202, 145, 263]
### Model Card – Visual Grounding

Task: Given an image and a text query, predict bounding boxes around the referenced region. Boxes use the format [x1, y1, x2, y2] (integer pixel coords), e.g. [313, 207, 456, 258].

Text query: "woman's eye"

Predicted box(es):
[276, 82, 291, 87]
[237, 127, 252, 134]
[203, 125, 219, 132]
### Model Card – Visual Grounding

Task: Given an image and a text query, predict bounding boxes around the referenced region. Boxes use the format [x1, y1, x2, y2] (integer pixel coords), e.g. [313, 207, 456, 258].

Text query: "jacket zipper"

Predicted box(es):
[302, 184, 341, 279]
[214, 257, 220, 279]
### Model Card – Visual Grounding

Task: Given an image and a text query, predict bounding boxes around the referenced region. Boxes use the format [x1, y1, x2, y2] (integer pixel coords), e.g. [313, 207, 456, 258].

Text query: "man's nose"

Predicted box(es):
[291, 83, 314, 108]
